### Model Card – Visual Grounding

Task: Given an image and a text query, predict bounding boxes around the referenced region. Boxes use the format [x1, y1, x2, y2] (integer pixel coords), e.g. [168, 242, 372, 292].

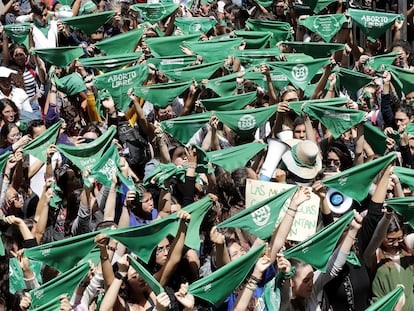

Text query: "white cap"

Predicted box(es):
[0, 66, 17, 78]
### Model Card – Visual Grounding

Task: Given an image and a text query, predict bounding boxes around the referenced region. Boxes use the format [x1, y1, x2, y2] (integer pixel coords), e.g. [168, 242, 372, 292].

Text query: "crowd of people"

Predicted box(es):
[0, 0, 413, 309]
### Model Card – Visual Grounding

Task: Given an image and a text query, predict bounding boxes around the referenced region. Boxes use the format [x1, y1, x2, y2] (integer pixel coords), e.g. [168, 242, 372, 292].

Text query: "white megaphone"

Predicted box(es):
[326, 188, 353, 214]
[259, 138, 290, 181]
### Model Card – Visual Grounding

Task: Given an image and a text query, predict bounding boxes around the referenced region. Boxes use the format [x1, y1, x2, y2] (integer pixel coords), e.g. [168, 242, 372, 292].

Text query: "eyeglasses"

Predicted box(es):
[8, 132, 21, 139]
[276, 5, 285, 8]
[156, 244, 170, 255]
[386, 236, 404, 244]
[326, 159, 340, 167]
[3, 110, 16, 115]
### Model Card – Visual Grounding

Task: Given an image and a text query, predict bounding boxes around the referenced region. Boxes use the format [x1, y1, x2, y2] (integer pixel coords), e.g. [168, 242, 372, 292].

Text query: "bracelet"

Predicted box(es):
[249, 275, 262, 283]
[285, 211, 295, 217]
[187, 163, 197, 169]
[287, 207, 297, 212]
[3, 173, 9, 179]
[100, 255, 109, 261]
[114, 271, 127, 282]
[245, 281, 257, 291]
[328, 89, 335, 92]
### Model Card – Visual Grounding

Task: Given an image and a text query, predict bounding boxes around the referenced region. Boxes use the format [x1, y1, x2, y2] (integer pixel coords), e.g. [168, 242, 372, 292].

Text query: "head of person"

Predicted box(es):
[391, 40, 413, 68]
[154, 237, 172, 268]
[199, 0, 212, 15]
[381, 216, 404, 254]
[0, 122, 20, 147]
[290, 259, 314, 299]
[130, 186, 155, 219]
[169, 144, 188, 166]
[27, 119, 46, 138]
[5, 186, 24, 216]
[323, 142, 353, 172]
[404, 91, 414, 107]
[154, 104, 174, 122]
[293, 117, 306, 140]
[226, 238, 246, 261]
[274, 0, 286, 15]
[79, 122, 102, 142]
[394, 106, 413, 132]
[280, 85, 299, 103]
[61, 106, 82, 136]
[31, 1, 49, 27]
[3, 0, 20, 13]
[0, 98, 19, 124]
[358, 85, 377, 112]
[9, 44, 29, 68]
[0, 67, 17, 95]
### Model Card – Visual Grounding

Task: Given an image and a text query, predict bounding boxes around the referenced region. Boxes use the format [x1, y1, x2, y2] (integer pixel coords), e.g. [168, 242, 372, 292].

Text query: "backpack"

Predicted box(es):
[117, 121, 150, 168]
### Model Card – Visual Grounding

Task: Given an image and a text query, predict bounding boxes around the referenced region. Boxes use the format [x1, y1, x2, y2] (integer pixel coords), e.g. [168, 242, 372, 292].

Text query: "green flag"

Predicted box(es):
[385, 197, 414, 229]
[204, 72, 242, 97]
[387, 65, 414, 95]
[30, 262, 90, 309]
[93, 65, 149, 112]
[243, 70, 290, 92]
[145, 33, 201, 57]
[200, 92, 257, 111]
[336, 67, 373, 96]
[298, 14, 347, 43]
[143, 163, 187, 190]
[49, 181, 63, 210]
[107, 214, 180, 263]
[406, 123, 414, 136]
[62, 11, 116, 35]
[24, 230, 101, 272]
[32, 46, 84, 68]
[231, 48, 282, 66]
[0, 151, 10, 174]
[363, 122, 388, 155]
[88, 144, 120, 188]
[79, 53, 142, 73]
[184, 38, 243, 63]
[303, 103, 365, 139]
[9, 257, 42, 294]
[162, 60, 223, 83]
[30, 295, 64, 311]
[23, 121, 61, 163]
[284, 210, 354, 272]
[94, 28, 144, 55]
[245, 19, 292, 46]
[188, 244, 266, 306]
[161, 112, 211, 144]
[288, 97, 348, 116]
[147, 54, 198, 72]
[217, 186, 298, 240]
[131, 3, 179, 23]
[128, 255, 165, 295]
[234, 30, 272, 49]
[4, 23, 30, 49]
[348, 9, 403, 42]
[322, 152, 396, 202]
[133, 81, 191, 108]
[365, 285, 404, 311]
[54, 72, 86, 96]
[393, 166, 414, 192]
[174, 17, 217, 34]
[215, 105, 278, 138]
[281, 41, 345, 58]
[271, 58, 331, 90]
[365, 51, 399, 72]
[56, 126, 116, 171]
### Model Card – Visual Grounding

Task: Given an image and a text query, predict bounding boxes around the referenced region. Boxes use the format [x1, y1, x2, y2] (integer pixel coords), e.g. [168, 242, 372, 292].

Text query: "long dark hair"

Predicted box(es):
[0, 98, 19, 122]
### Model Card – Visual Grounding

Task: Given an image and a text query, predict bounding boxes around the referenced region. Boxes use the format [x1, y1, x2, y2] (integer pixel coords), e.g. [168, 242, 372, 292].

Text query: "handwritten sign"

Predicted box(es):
[245, 179, 320, 242]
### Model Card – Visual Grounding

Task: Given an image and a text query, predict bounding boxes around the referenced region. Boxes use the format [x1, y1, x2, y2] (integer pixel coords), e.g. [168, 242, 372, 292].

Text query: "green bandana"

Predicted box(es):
[405, 123, 414, 136]
[162, 60, 223, 82]
[94, 28, 144, 55]
[143, 163, 187, 190]
[346, 251, 361, 267]
[303, 103, 366, 139]
[243, 70, 290, 92]
[34, 19, 50, 38]
[284, 210, 354, 272]
[147, 54, 198, 72]
[49, 181, 63, 210]
[174, 17, 217, 34]
[217, 186, 298, 239]
[363, 122, 388, 155]
[231, 48, 282, 66]
[366, 285, 404, 311]
[56, 126, 116, 171]
[188, 244, 266, 306]
[9, 257, 42, 294]
[385, 197, 414, 229]
[31, 295, 65, 311]
[128, 255, 165, 295]
[62, 11, 116, 35]
[117, 170, 138, 195]
[303, 0, 338, 13]
[58, 0, 74, 5]
[245, 19, 292, 46]
[4, 23, 30, 49]
[80, 53, 142, 73]
[23, 121, 61, 163]
[204, 72, 242, 97]
[336, 67, 373, 97]
[87, 144, 120, 188]
[32, 46, 84, 67]
[322, 152, 396, 202]
[79, 0, 97, 15]
[0, 151, 10, 175]
[54, 73, 86, 96]
[282, 41, 345, 58]
[200, 92, 257, 111]
[393, 166, 414, 192]
[348, 9, 404, 42]
[30, 262, 90, 309]
[215, 105, 278, 138]
[234, 30, 273, 49]
[134, 81, 191, 108]
[387, 65, 414, 96]
[184, 38, 243, 63]
[131, 3, 179, 23]
[288, 97, 347, 116]
[270, 58, 331, 90]
[298, 14, 348, 43]
[365, 51, 399, 72]
[145, 33, 201, 57]
[93, 65, 149, 112]
[160, 112, 211, 144]
[254, 0, 273, 7]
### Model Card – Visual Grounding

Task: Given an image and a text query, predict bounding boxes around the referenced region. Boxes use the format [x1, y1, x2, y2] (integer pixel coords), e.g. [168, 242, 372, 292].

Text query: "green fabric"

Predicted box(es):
[0, 151, 10, 175]
[322, 152, 396, 202]
[303, 103, 366, 139]
[3, 23, 30, 49]
[9, 257, 42, 294]
[62, 11, 115, 35]
[94, 65, 149, 112]
[49, 181, 63, 210]
[288, 97, 348, 115]
[231, 48, 282, 66]
[88, 144, 120, 188]
[23, 121, 61, 163]
[29, 262, 90, 309]
[32, 46, 84, 67]
[94, 28, 144, 55]
[245, 19, 292, 46]
[174, 17, 217, 34]
[54, 72, 86, 96]
[394, 166, 414, 192]
[281, 41, 345, 58]
[366, 51, 399, 72]
[217, 186, 298, 239]
[244, 70, 290, 92]
[254, 0, 273, 7]
[184, 38, 243, 62]
[24, 230, 102, 272]
[206, 141, 267, 171]
[234, 31, 272, 49]
[366, 285, 404, 311]
[147, 55, 198, 72]
[298, 14, 347, 43]
[162, 60, 223, 82]
[117, 170, 138, 194]
[204, 72, 242, 97]
[133, 81, 191, 108]
[131, 3, 179, 23]
[79, 0, 97, 15]
[107, 214, 180, 263]
[303, 0, 340, 13]
[385, 197, 414, 229]
[336, 67, 373, 96]
[406, 123, 414, 136]
[346, 251, 361, 267]
[58, 0, 74, 5]
[128, 255, 165, 295]
[145, 33, 200, 57]
[188, 244, 266, 306]
[79, 53, 142, 73]
[200, 92, 257, 111]
[56, 126, 116, 171]
[143, 163, 187, 190]
[31, 295, 64, 311]
[284, 210, 354, 272]
[0, 231, 3, 256]
[215, 105, 278, 138]
[387, 65, 414, 95]
[363, 122, 388, 155]
[348, 9, 404, 42]
[161, 112, 210, 144]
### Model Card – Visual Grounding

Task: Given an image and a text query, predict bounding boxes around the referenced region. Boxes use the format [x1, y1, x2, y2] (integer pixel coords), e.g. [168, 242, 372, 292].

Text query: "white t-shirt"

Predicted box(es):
[29, 152, 62, 198]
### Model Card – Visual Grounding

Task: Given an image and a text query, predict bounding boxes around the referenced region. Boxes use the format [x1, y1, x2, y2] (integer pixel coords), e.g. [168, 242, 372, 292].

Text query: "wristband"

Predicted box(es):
[115, 271, 127, 282]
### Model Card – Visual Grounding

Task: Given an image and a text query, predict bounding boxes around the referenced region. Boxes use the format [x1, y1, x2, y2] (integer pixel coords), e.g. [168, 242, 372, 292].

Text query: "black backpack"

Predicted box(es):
[117, 121, 150, 168]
